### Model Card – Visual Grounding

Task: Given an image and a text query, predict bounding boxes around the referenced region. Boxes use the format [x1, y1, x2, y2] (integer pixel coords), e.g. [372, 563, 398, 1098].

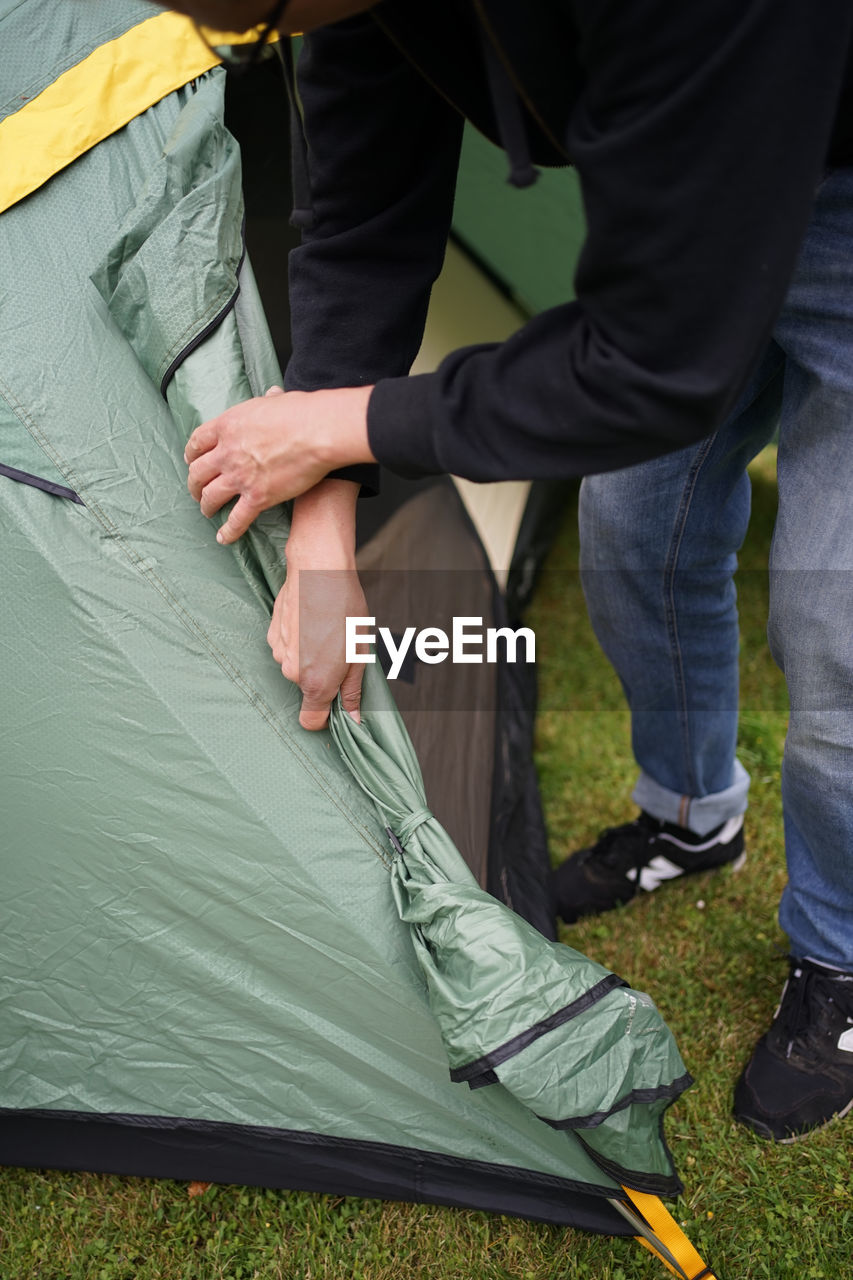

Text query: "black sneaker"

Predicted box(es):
[733, 957, 853, 1142]
[550, 809, 745, 924]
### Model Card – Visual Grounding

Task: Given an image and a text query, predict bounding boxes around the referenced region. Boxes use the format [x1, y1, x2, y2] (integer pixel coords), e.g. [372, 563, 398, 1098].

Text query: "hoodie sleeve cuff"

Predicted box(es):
[367, 374, 444, 479]
[326, 464, 380, 496]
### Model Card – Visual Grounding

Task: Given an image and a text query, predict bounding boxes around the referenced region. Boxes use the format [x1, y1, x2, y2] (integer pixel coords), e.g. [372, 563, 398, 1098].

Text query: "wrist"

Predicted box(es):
[288, 478, 359, 567]
[311, 385, 376, 474]
[286, 533, 356, 571]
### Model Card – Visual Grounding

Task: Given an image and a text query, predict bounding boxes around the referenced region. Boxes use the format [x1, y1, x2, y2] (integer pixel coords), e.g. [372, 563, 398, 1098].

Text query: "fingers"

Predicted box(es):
[339, 662, 363, 724]
[267, 591, 300, 682]
[298, 692, 333, 732]
[265, 574, 364, 731]
[199, 477, 241, 520]
[216, 494, 263, 545]
[297, 663, 363, 731]
[187, 451, 221, 503]
[185, 387, 342, 542]
[267, 588, 284, 661]
[184, 419, 220, 464]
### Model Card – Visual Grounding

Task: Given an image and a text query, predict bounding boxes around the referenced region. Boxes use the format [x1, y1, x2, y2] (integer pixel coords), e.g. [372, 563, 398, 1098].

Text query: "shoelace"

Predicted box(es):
[777, 963, 813, 1060]
[594, 815, 658, 872]
[776, 960, 853, 1059]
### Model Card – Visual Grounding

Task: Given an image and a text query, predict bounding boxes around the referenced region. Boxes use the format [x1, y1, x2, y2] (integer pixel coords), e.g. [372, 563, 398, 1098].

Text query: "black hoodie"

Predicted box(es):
[286, 0, 853, 483]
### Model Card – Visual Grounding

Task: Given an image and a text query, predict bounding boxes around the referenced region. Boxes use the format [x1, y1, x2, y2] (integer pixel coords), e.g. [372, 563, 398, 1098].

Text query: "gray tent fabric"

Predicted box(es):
[0, 4, 706, 1260]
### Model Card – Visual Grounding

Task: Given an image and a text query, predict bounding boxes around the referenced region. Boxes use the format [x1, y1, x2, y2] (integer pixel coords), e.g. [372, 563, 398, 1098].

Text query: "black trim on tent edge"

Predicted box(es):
[0, 1108, 636, 1236]
[0, 463, 82, 503]
[574, 1108, 688, 1200]
[541, 1072, 695, 1134]
[543, 1072, 694, 1197]
[450, 974, 627, 1084]
[1, 220, 248, 506]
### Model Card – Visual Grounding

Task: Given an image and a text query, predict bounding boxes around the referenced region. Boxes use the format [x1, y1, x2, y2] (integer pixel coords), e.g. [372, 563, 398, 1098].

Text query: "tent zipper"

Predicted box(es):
[158, 216, 248, 396]
[0, 462, 82, 503]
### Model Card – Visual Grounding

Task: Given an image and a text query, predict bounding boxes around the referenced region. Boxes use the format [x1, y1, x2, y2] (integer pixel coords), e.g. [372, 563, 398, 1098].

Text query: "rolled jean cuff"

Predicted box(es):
[632, 760, 750, 836]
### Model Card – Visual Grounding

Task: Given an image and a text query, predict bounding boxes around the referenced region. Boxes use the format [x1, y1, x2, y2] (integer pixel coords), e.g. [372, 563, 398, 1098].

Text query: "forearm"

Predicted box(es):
[287, 476, 360, 566]
[366, 0, 853, 485]
[286, 14, 463, 393]
[275, 476, 369, 731]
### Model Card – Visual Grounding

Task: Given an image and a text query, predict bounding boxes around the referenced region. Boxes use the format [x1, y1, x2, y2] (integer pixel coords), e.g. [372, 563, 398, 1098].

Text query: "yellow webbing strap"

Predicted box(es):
[622, 1187, 719, 1280]
[0, 12, 270, 215]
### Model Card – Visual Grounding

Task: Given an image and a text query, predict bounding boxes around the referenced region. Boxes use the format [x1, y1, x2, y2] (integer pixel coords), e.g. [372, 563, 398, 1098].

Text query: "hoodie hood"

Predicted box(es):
[371, 0, 575, 172]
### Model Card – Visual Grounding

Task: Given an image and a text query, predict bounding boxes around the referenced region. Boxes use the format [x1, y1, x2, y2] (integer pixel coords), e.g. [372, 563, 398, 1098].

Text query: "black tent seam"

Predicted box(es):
[449, 972, 627, 1081]
[574, 1103, 687, 1199]
[575, 1132, 683, 1199]
[537, 1071, 695, 1131]
[158, 216, 248, 396]
[0, 372, 88, 505]
[0, 1106, 624, 1205]
[485, 558, 555, 936]
[0, 463, 82, 503]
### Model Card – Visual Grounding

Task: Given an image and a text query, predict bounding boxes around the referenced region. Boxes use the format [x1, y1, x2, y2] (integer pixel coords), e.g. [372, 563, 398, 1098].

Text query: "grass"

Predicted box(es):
[2, 448, 850, 1279]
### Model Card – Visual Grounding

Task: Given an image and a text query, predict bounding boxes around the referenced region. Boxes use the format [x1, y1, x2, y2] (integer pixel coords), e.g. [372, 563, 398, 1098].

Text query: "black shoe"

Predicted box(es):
[733, 957, 853, 1142]
[550, 809, 745, 924]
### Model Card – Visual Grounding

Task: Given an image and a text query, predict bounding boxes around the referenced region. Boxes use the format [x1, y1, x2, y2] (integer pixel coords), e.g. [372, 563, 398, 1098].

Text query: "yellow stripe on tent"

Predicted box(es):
[0, 12, 270, 215]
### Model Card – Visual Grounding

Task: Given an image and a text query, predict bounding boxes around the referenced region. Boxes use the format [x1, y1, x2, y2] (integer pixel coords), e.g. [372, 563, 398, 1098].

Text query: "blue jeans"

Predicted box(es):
[579, 166, 853, 971]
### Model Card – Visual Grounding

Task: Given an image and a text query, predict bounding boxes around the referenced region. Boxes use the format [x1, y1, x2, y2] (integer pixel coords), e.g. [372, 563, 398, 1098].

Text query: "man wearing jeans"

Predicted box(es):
[552, 167, 853, 1140]
[164, 0, 853, 1141]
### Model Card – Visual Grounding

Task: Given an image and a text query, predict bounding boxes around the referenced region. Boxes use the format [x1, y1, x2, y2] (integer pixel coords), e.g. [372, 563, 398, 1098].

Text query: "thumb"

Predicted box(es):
[265, 384, 285, 397]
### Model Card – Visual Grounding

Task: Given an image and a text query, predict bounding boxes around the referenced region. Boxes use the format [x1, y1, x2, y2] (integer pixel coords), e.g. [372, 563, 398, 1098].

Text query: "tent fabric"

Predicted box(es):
[0, 6, 696, 1250]
[0, 64, 626, 1215]
[329, 699, 690, 1196]
[0, 4, 261, 215]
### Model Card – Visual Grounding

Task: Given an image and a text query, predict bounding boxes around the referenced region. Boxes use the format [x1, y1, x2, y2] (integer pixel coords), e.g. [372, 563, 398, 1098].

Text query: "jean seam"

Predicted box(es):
[662, 434, 717, 798]
[661, 353, 785, 802]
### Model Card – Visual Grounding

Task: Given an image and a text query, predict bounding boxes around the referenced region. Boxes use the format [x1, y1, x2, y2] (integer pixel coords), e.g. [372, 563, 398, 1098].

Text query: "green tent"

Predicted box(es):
[0, 7, 718, 1275]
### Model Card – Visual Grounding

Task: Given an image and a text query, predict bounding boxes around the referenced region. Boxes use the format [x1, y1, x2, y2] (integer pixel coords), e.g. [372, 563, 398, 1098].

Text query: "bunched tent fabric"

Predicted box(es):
[329, 700, 691, 1194]
[0, 6, 719, 1274]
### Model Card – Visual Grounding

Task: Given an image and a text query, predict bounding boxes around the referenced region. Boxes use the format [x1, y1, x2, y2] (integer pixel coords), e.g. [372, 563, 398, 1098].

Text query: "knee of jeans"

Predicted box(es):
[579, 471, 669, 569]
[768, 571, 853, 710]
